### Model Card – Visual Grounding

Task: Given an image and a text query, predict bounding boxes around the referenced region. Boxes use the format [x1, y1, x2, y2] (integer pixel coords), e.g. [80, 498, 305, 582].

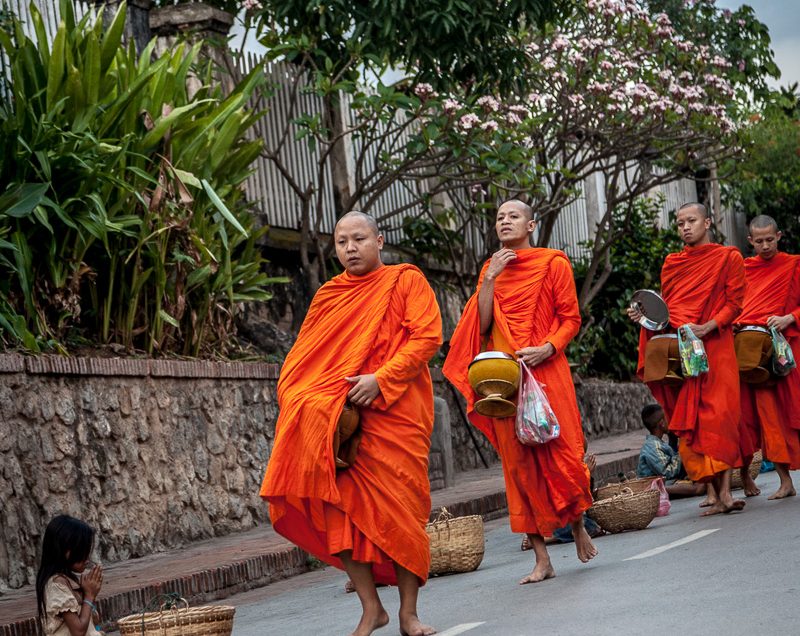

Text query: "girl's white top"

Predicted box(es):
[43, 576, 101, 635]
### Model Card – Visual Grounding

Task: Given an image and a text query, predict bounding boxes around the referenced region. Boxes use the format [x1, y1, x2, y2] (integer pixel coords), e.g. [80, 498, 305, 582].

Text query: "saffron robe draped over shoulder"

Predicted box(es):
[737, 252, 800, 468]
[260, 264, 442, 585]
[443, 248, 592, 536]
[636, 243, 746, 481]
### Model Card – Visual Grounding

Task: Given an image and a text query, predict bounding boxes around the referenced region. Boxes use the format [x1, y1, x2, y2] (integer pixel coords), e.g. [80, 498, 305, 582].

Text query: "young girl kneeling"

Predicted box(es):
[36, 515, 105, 635]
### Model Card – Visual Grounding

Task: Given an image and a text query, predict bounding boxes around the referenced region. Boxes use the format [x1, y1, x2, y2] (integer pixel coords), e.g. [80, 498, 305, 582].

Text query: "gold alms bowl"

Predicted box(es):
[468, 351, 520, 418]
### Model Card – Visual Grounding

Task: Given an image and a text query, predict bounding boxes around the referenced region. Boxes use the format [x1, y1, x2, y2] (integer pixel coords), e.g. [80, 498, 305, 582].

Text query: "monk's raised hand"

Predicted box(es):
[345, 374, 381, 407]
[515, 343, 555, 367]
[486, 248, 517, 280]
[766, 314, 795, 332]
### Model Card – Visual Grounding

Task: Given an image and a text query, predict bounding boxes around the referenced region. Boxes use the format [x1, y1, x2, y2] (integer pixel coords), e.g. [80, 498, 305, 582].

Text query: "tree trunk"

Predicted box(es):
[323, 93, 354, 218]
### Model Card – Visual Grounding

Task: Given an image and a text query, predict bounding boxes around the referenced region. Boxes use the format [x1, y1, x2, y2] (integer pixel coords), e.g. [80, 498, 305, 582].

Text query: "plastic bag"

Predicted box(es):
[647, 477, 671, 517]
[677, 325, 709, 377]
[515, 362, 560, 446]
[770, 327, 796, 377]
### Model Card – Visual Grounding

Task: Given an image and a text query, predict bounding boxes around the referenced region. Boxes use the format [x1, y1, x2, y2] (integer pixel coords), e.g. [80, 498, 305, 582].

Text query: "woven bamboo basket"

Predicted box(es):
[587, 488, 660, 534]
[595, 476, 658, 500]
[426, 507, 485, 576]
[117, 600, 235, 636]
[730, 451, 762, 490]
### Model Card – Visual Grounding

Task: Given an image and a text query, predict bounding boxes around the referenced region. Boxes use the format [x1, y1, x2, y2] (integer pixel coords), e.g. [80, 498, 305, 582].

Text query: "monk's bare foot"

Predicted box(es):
[399, 613, 436, 636]
[572, 525, 599, 563]
[768, 486, 796, 500]
[702, 495, 745, 516]
[724, 498, 746, 513]
[521, 535, 531, 551]
[519, 560, 556, 585]
[700, 502, 727, 516]
[345, 579, 356, 594]
[699, 495, 718, 508]
[742, 475, 761, 497]
[350, 607, 389, 636]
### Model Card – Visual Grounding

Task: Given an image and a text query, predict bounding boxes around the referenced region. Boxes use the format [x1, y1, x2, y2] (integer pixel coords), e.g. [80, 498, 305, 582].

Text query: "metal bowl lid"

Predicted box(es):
[630, 289, 669, 331]
[469, 351, 516, 367]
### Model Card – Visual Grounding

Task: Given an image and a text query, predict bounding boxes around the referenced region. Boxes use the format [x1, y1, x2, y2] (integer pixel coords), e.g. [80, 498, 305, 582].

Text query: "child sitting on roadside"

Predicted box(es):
[638, 404, 705, 498]
[36, 515, 105, 635]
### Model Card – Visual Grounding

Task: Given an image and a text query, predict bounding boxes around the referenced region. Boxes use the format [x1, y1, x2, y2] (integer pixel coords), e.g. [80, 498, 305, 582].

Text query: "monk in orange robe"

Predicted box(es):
[260, 212, 441, 636]
[628, 202, 746, 515]
[736, 214, 800, 500]
[444, 200, 596, 585]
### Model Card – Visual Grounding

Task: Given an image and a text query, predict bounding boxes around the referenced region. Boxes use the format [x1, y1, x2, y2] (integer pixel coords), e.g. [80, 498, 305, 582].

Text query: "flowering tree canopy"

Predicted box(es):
[399, 0, 749, 305]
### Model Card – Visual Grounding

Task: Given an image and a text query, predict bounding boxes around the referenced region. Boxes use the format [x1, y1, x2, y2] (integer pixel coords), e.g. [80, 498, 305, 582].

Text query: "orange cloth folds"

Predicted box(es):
[443, 248, 592, 536]
[260, 265, 442, 585]
[738, 253, 800, 468]
[636, 244, 745, 480]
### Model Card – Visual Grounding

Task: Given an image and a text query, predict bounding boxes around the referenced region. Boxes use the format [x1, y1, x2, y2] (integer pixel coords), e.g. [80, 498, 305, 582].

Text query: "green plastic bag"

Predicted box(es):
[677, 325, 709, 377]
[770, 327, 796, 376]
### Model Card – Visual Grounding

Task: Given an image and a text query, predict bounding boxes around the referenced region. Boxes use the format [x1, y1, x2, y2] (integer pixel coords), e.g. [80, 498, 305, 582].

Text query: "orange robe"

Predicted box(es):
[260, 265, 442, 585]
[443, 248, 592, 536]
[736, 252, 800, 468]
[636, 243, 745, 481]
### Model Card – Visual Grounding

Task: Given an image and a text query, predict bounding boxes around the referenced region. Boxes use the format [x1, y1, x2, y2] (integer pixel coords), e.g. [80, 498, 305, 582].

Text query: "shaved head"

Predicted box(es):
[678, 202, 708, 219]
[748, 214, 779, 235]
[336, 211, 380, 236]
[499, 199, 535, 220]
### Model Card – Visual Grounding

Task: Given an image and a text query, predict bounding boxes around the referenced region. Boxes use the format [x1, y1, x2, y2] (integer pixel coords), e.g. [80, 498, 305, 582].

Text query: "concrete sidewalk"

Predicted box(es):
[0, 431, 642, 636]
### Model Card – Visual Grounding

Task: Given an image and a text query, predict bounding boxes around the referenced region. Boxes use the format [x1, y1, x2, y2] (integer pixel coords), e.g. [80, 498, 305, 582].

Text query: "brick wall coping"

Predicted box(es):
[0, 353, 447, 382]
[0, 353, 281, 380]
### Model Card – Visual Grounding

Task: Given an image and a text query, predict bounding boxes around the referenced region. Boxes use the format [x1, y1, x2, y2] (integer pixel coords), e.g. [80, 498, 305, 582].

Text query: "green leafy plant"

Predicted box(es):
[0, 0, 284, 355]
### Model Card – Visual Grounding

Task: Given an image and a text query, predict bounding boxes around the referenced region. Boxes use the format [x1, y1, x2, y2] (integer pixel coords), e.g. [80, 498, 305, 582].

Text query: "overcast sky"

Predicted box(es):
[716, 0, 800, 89]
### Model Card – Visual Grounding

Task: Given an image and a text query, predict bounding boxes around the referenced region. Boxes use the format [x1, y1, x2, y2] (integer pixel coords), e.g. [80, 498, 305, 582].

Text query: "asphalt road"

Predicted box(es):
[226, 470, 800, 636]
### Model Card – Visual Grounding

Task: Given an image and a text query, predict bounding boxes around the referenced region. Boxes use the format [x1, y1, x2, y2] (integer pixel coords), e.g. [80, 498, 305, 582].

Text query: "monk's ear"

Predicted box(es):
[747, 235, 755, 248]
[776, 230, 782, 243]
[527, 219, 537, 234]
[376, 233, 384, 249]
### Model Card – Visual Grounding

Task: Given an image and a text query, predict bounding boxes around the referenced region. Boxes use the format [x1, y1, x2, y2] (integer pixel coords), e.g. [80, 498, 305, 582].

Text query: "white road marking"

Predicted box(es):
[436, 623, 486, 636]
[624, 528, 720, 561]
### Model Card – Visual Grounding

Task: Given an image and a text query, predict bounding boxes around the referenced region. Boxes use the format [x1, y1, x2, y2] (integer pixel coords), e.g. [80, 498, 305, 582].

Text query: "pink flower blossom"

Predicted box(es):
[442, 98, 460, 114]
[480, 121, 499, 132]
[458, 113, 480, 131]
[414, 83, 438, 99]
[242, 0, 263, 9]
[477, 96, 501, 111]
[552, 35, 570, 51]
[654, 13, 671, 26]
[542, 56, 557, 70]
[738, 60, 746, 72]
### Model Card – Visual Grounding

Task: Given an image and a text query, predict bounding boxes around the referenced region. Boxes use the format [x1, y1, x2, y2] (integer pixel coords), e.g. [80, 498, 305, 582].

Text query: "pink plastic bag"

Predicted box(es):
[515, 363, 560, 446]
[648, 477, 671, 516]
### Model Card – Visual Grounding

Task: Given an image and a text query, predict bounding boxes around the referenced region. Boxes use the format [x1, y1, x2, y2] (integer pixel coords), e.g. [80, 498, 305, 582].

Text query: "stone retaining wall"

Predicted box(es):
[0, 355, 281, 593]
[0, 355, 652, 592]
